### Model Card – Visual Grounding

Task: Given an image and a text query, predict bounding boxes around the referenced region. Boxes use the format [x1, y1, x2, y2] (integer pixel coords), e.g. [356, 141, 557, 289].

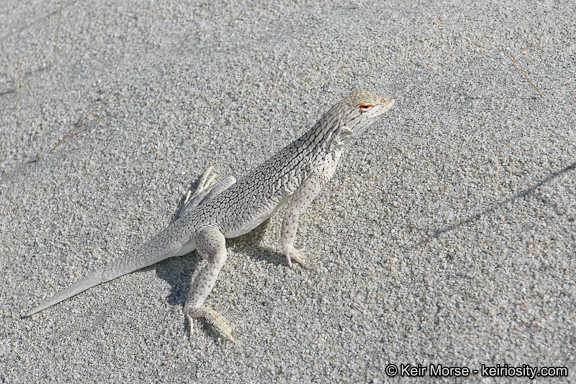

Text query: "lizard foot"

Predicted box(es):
[185, 167, 218, 204]
[187, 307, 234, 343]
[284, 245, 309, 269]
[284, 246, 322, 269]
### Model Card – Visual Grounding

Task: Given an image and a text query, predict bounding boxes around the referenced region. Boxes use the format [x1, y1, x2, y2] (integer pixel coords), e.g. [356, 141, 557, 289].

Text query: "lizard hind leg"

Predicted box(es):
[184, 226, 234, 342]
[181, 168, 236, 215]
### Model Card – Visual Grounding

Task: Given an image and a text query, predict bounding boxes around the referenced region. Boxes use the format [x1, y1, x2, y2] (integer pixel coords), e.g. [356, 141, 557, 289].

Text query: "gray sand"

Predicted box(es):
[1, 0, 575, 382]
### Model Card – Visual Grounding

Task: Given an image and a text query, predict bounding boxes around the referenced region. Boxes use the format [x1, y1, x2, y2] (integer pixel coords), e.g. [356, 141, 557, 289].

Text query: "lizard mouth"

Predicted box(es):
[373, 98, 395, 117]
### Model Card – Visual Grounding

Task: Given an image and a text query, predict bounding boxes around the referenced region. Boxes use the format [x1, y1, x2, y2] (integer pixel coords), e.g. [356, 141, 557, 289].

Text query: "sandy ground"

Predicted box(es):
[1, 0, 575, 382]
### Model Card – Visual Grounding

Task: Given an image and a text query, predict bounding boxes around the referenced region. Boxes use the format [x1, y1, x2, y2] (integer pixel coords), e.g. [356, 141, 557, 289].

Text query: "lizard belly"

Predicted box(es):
[172, 239, 197, 256]
[222, 194, 291, 238]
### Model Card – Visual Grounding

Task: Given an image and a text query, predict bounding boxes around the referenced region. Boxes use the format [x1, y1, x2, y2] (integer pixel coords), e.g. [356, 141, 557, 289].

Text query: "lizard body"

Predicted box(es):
[24, 90, 394, 341]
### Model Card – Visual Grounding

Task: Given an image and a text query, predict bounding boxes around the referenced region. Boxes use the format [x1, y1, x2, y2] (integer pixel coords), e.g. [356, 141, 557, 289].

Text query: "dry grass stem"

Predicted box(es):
[50, 87, 115, 153]
[506, 52, 545, 98]
[15, 54, 21, 107]
[55, 1, 63, 63]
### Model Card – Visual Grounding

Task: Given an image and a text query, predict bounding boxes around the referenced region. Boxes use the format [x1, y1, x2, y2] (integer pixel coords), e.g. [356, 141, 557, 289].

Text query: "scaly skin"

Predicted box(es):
[23, 90, 395, 342]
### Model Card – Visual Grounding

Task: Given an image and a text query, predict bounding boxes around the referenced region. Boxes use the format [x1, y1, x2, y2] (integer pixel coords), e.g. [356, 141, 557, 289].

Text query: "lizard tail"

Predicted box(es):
[23, 225, 195, 318]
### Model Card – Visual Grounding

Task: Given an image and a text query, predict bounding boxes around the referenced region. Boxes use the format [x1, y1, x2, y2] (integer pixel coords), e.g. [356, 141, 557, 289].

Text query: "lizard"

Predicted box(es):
[23, 90, 395, 342]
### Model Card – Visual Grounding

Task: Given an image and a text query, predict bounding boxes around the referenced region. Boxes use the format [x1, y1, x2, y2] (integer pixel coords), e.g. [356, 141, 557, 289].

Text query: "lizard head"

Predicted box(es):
[331, 90, 394, 147]
[346, 90, 394, 120]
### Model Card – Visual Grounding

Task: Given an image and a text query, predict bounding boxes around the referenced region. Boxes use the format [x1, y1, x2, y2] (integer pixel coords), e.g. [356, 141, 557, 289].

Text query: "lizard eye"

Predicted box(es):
[357, 103, 372, 110]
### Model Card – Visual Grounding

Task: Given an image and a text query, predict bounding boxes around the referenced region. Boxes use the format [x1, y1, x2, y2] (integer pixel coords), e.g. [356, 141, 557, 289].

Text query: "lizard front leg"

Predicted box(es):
[281, 158, 339, 269]
[184, 226, 234, 342]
